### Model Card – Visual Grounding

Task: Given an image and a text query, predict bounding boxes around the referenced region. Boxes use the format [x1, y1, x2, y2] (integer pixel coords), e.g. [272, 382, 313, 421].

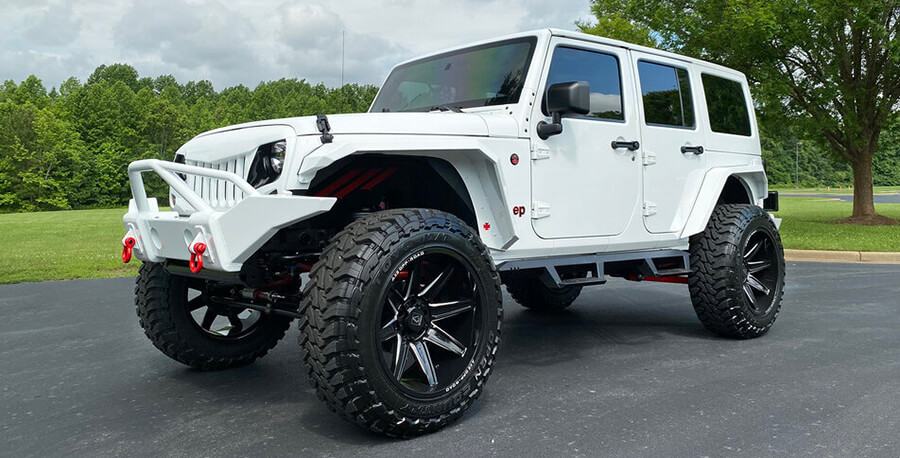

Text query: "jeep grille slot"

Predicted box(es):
[186, 156, 250, 209]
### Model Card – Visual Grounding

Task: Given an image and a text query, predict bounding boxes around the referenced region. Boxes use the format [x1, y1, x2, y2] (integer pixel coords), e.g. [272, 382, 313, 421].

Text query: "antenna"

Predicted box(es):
[341, 29, 345, 88]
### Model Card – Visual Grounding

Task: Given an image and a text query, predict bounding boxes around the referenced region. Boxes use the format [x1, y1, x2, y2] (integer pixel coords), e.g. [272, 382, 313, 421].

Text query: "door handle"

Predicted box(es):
[611, 140, 640, 151]
[681, 145, 704, 155]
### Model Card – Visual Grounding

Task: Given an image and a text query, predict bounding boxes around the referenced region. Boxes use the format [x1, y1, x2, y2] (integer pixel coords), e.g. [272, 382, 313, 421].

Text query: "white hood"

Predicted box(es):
[196, 112, 520, 139]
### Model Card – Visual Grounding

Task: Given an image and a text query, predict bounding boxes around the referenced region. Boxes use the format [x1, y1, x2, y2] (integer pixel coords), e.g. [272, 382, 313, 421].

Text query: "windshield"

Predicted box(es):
[370, 37, 537, 113]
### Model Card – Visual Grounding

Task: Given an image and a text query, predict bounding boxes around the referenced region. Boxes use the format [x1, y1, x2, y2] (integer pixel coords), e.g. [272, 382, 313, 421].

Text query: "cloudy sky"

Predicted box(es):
[2, 0, 593, 90]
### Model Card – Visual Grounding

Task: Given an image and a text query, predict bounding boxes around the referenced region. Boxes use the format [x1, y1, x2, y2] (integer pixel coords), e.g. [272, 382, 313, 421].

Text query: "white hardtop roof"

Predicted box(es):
[389, 28, 746, 80]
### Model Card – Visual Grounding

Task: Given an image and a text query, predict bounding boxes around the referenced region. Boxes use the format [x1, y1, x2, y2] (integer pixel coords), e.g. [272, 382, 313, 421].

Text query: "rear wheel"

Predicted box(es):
[135, 263, 294, 370]
[299, 209, 502, 437]
[688, 204, 785, 339]
[505, 278, 582, 312]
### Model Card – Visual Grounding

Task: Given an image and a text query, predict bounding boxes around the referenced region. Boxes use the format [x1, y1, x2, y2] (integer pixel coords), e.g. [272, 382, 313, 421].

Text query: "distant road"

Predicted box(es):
[781, 192, 900, 203]
[3, 262, 900, 457]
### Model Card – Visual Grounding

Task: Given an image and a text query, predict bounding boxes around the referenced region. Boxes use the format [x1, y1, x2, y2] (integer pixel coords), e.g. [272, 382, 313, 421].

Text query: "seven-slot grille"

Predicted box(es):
[185, 155, 251, 209]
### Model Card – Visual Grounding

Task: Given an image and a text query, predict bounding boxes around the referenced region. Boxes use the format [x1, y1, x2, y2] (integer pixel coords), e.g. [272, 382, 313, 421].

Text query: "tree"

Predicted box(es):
[581, 0, 900, 223]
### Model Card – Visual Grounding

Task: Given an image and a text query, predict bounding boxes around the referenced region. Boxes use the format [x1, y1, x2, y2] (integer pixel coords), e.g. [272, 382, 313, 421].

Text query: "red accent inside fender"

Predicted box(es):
[360, 167, 399, 191]
[314, 168, 362, 197]
[333, 168, 383, 198]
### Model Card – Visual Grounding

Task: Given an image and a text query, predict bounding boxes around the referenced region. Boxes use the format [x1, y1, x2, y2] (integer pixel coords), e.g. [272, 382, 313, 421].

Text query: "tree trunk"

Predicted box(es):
[851, 153, 876, 218]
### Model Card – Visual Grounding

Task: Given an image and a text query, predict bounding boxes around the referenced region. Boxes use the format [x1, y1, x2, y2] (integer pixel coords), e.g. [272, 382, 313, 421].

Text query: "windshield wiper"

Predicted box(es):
[429, 105, 464, 113]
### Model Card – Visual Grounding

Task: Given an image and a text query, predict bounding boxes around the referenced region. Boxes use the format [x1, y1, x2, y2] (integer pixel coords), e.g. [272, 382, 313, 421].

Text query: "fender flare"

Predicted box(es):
[680, 167, 768, 239]
[294, 138, 516, 250]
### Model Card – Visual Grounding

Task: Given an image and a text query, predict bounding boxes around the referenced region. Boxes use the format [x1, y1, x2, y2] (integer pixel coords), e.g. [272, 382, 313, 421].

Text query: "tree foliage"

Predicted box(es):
[0, 65, 378, 212]
[580, 0, 900, 220]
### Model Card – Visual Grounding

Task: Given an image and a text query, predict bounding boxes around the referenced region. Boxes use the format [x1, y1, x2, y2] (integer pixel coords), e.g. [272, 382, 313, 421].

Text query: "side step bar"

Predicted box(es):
[498, 250, 690, 288]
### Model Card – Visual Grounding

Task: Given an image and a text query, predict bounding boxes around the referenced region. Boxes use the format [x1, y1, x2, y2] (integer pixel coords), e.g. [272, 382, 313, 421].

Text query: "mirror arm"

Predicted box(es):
[537, 112, 563, 140]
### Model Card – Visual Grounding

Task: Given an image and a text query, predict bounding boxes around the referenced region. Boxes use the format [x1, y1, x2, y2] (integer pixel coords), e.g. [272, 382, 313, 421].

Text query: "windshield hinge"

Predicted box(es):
[316, 114, 334, 144]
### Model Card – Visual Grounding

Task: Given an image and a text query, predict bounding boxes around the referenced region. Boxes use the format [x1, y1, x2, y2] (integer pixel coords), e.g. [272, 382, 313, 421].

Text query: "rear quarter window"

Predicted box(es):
[701, 74, 752, 136]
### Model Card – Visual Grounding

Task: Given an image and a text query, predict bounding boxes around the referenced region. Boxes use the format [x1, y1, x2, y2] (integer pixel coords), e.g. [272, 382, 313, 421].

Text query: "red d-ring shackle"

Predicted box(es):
[189, 242, 207, 273]
[122, 237, 136, 263]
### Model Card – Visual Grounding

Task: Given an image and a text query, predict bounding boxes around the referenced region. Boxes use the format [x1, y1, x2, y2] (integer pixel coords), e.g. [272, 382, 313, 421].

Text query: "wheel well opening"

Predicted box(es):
[717, 176, 752, 205]
[302, 154, 477, 229]
[244, 154, 479, 283]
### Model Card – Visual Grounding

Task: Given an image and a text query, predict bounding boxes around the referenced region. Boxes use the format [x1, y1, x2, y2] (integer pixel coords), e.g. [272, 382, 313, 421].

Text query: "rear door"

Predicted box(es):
[630, 51, 707, 234]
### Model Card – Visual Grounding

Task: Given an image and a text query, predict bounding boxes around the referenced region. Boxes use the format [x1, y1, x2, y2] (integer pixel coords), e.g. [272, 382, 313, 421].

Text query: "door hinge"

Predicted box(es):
[531, 147, 551, 160]
[643, 201, 657, 216]
[532, 201, 551, 219]
[642, 151, 657, 166]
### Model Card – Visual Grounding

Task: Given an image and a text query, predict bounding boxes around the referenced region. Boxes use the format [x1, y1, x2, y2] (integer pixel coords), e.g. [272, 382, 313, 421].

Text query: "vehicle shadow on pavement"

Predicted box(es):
[148, 282, 718, 445]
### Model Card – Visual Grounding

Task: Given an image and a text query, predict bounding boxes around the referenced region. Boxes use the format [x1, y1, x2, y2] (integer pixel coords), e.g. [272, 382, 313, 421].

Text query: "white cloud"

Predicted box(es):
[1, 0, 592, 90]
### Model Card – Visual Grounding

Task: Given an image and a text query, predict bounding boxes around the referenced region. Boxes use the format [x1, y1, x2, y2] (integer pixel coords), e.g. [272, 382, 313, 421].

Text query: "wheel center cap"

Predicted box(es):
[403, 303, 430, 335]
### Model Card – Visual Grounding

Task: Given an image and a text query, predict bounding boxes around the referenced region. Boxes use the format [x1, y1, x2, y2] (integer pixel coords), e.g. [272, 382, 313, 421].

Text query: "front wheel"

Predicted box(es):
[299, 209, 503, 437]
[688, 204, 785, 339]
[135, 263, 294, 370]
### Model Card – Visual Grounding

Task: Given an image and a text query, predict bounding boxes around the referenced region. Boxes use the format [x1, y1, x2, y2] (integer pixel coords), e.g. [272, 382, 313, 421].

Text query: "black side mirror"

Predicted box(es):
[537, 81, 590, 140]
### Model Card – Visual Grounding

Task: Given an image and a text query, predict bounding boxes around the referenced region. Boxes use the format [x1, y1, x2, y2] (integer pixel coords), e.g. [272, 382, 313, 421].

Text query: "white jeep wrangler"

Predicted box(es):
[123, 28, 784, 437]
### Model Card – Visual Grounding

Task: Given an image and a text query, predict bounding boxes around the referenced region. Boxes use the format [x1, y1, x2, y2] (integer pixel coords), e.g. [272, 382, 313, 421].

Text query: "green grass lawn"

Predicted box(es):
[770, 185, 900, 194]
[773, 197, 900, 251]
[1, 198, 898, 284]
[0, 208, 138, 284]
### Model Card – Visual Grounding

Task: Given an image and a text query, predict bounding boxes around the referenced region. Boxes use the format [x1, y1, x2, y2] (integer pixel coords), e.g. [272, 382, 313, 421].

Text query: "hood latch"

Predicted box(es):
[316, 114, 334, 144]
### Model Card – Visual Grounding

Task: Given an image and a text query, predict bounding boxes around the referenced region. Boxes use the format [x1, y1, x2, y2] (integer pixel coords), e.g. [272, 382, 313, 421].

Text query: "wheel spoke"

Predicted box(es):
[424, 325, 466, 356]
[744, 241, 761, 260]
[429, 299, 474, 321]
[187, 296, 206, 311]
[418, 264, 455, 300]
[388, 287, 404, 313]
[747, 260, 770, 274]
[405, 260, 421, 300]
[743, 283, 757, 306]
[393, 337, 410, 379]
[746, 274, 771, 295]
[227, 314, 244, 335]
[410, 341, 438, 386]
[380, 317, 399, 341]
[200, 308, 217, 330]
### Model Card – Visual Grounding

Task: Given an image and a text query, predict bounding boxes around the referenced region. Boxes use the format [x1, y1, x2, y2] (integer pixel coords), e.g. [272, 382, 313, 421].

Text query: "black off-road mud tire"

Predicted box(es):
[689, 204, 785, 339]
[505, 279, 582, 312]
[298, 209, 503, 437]
[135, 263, 293, 370]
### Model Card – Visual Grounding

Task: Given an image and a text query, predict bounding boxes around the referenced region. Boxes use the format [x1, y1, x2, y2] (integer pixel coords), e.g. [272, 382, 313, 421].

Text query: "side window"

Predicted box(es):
[637, 61, 694, 128]
[701, 74, 751, 136]
[543, 46, 624, 121]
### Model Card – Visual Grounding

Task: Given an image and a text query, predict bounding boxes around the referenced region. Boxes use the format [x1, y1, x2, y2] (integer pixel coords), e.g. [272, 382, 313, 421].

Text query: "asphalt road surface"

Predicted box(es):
[3, 262, 900, 457]
[780, 192, 900, 204]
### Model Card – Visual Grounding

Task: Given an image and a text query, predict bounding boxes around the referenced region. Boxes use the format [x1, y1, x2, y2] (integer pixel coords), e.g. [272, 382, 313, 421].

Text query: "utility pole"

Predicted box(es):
[341, 30, 345, 88]
[795, 141, 802, 189]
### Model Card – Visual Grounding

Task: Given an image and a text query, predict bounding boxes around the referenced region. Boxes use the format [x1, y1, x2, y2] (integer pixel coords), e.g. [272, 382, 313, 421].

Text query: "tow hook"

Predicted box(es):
[122, 237, 136, 263]
[189, 242, 207, 273]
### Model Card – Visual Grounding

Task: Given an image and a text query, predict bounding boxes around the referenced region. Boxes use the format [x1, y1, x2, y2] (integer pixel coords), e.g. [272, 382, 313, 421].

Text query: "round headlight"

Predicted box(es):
[269, 141, 286, 174]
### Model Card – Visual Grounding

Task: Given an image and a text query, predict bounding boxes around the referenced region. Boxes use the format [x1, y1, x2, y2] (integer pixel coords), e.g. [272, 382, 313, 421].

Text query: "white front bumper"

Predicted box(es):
[123, 159, 336, 272]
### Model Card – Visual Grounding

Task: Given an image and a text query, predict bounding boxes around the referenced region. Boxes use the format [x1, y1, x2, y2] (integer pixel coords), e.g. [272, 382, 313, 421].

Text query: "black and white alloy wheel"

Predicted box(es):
[299, 209, 502, 437]
[377, 248, 482, 397]
[741, 228, 781, 316]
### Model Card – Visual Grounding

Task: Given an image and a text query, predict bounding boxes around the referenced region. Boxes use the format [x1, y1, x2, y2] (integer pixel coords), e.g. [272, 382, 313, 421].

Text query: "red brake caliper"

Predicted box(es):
[122, 237, 136, 263]
[189, 242, 207, 273]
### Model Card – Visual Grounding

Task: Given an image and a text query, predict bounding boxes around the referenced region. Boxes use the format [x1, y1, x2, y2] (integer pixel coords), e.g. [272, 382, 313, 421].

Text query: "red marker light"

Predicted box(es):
[510, 154, 519, 165]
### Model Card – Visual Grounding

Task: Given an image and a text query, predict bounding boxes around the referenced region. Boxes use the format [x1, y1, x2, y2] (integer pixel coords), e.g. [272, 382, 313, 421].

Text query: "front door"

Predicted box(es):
[630, 51, 707, 234]
[531, 39, 641, 239]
